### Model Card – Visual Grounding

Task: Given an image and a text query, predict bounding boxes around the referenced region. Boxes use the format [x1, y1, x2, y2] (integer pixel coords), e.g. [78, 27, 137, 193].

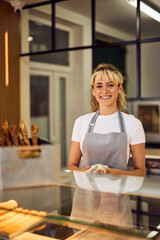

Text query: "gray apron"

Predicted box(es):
[82, 110, 128, 170]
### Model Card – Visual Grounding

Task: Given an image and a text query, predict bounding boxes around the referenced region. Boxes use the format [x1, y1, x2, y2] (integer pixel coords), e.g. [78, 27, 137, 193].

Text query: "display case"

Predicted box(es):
[0, 171, 160, 240]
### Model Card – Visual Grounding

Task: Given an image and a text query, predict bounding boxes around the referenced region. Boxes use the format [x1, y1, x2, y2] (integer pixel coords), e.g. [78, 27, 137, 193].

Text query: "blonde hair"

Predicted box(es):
[90, 63, 126, 112]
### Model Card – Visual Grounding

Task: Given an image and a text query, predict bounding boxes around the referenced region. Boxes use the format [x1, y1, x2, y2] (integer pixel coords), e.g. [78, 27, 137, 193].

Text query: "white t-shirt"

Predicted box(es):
[71, 111, 145, 162]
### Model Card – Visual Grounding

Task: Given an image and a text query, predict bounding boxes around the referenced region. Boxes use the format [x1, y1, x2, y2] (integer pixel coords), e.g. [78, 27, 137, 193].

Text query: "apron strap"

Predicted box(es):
[88, 110, 126, 133]
[87, 110, 99, 133]
[117, 111, 126, 133]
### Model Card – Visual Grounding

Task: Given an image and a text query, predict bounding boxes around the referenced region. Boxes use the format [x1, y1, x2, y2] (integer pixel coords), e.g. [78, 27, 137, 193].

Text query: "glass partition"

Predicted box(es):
[141, 42, 160, 98]
[125, 45, 137, 98]
[96, 0, 136, 43]
[55, 0, 91, 48]
[141, 0, 160, 39]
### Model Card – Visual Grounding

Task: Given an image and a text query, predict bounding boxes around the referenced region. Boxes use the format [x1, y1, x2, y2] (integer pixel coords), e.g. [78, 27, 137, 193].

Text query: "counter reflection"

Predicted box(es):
[71, 171, 144, 228]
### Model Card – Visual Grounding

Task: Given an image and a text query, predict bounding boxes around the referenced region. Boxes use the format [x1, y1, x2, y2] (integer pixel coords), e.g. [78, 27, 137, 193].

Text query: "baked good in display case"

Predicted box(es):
[0, 120, 41, 158]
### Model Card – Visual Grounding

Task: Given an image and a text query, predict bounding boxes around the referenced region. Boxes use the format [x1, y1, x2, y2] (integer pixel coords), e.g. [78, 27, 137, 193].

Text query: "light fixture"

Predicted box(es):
[5, 31, 9, 87]
[127, 0, 160, 23]
[28, 36, 33, 42]
[147, 231, 158, 238]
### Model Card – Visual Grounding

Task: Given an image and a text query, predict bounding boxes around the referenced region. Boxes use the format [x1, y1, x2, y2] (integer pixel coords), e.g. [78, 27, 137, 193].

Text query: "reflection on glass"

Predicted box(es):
[73, 171, 144, 193]
[96, 0, 136, 42]
[29, 20, 52, 52]
[141, 42, 160, 98]
[29, 19, 69, 65]
[71, 171, 144, 229]
[30, 75, 49, 140]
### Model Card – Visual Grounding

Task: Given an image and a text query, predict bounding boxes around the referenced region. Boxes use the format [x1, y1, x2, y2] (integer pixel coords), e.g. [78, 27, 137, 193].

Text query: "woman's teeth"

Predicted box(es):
[101, 96, 111, 99]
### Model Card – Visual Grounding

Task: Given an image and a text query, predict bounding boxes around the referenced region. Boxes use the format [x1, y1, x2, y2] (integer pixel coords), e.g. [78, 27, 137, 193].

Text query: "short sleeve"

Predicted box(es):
[130, 119, 146, 145]
[71, 117, 81, 142]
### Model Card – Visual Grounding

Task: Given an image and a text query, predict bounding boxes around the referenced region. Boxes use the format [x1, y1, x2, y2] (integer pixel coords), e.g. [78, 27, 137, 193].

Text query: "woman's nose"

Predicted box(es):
[102, 85, 109, 93]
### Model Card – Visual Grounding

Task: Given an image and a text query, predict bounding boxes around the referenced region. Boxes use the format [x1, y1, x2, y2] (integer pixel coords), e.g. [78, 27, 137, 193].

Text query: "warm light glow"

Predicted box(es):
[127, 0, 160, 22]
[147, 231, 158, 238]
[28, 36, 33, 42]
[5, 31, 9, 87]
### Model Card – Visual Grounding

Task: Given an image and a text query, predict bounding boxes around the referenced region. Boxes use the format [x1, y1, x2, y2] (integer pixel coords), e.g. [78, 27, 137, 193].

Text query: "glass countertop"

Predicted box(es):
[0, 172, 160, 239]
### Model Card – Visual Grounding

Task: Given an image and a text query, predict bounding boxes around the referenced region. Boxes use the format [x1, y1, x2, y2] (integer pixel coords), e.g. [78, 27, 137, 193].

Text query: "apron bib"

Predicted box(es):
[82, 110, 128, 170]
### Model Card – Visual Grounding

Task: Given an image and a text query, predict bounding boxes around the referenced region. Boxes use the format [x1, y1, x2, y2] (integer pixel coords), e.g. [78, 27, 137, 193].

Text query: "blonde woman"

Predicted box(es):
[68, 63, 146, 176]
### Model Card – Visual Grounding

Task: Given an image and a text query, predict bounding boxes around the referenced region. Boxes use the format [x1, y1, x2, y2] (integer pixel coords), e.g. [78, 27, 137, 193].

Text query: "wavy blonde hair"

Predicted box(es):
[90, 63, 126, 112]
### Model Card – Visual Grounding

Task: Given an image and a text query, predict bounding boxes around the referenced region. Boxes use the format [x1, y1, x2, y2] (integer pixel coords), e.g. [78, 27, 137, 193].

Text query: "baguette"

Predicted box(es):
[2, 121, 10, 146]
[10, 125, 19, 146]
[0, 129, 5, 146]
[31, 124, 39, 145]
[0, 200, 18, 210]
[17, 133, 25, 146]
[19, 120, 30, 146]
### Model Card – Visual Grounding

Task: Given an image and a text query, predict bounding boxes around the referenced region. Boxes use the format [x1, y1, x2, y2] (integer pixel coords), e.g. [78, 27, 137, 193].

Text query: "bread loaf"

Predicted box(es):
[0, 129, 5, 146]
[19, 120, 30, 146]
[2, 121, 10, 146]
[31, 124, 39, 145]
[10, 125, 19, 146]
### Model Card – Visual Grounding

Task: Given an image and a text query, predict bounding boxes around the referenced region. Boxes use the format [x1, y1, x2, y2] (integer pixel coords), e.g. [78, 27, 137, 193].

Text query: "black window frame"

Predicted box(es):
[21, 0, 160, 101]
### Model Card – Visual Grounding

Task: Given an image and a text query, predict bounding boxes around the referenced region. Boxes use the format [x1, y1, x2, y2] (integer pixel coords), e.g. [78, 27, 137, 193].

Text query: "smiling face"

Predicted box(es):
[92, 72, 122, 114]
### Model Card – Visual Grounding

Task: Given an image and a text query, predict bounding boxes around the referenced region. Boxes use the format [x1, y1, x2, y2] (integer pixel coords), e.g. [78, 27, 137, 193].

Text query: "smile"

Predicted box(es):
[101, 96, 111, 99]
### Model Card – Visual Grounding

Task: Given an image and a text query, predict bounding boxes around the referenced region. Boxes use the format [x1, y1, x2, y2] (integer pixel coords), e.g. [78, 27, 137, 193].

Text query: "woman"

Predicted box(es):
[68, 63, 146, 176]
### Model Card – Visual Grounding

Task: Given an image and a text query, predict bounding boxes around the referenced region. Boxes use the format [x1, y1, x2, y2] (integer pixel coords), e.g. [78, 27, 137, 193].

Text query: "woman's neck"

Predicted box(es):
[99, 106, 118, 115]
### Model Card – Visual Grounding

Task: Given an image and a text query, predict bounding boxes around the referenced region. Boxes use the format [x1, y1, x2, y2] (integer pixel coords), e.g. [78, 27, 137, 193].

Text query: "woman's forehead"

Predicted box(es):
[94, 71, 114, 84]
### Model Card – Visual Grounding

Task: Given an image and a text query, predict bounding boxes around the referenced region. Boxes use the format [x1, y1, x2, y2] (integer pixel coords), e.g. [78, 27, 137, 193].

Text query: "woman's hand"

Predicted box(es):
[81, 166, 90, 171]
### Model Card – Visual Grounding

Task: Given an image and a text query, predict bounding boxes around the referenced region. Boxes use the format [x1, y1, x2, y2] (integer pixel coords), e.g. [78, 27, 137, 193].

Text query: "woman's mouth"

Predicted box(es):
[101, 96, 111, 99]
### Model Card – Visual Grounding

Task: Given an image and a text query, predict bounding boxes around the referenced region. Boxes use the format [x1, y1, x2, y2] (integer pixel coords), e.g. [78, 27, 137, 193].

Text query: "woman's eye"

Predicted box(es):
[96, 85, 102, 88]
[107, 84, 114, 87]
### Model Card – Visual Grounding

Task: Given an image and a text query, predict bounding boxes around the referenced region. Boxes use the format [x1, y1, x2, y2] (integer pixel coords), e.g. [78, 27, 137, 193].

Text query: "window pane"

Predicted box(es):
[29, 20, 69, 53]
[141, 42, 160, 98]
[125, 45, 137, 98]
[95, 43, 137, 99]
[96, 0, 136, 43]
[29, 20, 52, 52]
[21, 5, 52, 54]
[141, 0, 160, 39]
[95, 41, 126, 75]
[56, 0, 91, 47]
[30, 51, 69, 66]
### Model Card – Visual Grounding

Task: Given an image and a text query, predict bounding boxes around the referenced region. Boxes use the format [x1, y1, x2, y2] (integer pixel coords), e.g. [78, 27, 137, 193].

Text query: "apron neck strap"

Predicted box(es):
[87, 110, 126, 133]
[87, 110, 99, 133]
[117, 111, 126, 133]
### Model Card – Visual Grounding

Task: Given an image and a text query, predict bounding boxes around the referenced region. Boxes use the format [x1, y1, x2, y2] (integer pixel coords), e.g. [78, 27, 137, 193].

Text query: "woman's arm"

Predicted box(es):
[106, 143, 146, 177]
[67, 141, 90, 171]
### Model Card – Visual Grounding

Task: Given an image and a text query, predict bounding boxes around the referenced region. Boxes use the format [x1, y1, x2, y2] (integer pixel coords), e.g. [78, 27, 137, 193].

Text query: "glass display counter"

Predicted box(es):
[0, 171, 160, 240]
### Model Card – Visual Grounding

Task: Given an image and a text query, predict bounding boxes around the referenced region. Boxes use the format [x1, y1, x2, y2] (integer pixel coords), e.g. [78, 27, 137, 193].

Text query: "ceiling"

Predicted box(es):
[13, 0, 160, 39]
